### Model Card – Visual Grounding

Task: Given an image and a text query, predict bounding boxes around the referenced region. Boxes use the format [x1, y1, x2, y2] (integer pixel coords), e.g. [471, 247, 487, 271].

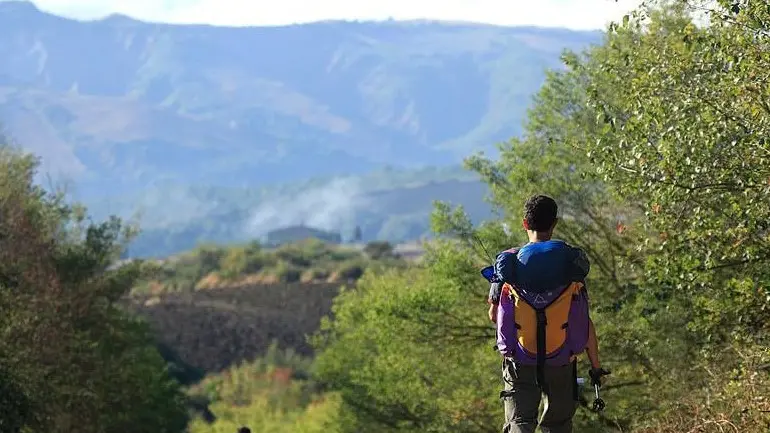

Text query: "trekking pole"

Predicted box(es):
[591, 383, 606, 412]
[577, 378, 606, 412]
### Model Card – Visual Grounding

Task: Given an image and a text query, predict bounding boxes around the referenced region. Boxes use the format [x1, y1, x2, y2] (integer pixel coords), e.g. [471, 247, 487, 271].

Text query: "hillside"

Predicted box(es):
[128, 283, 341, 373]
[109, 166, 491, 257]
[125, 239, 410, 372]
[0, 0, 601, 200]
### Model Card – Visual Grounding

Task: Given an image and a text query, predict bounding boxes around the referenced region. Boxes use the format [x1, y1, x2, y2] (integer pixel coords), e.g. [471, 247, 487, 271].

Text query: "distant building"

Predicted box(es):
[353, 225, 363, 243]
[265, 224, 342, 246]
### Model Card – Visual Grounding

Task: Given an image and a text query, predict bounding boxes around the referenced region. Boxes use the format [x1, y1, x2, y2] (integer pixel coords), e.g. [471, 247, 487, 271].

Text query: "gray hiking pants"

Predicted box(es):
[500, 357, 577, 433]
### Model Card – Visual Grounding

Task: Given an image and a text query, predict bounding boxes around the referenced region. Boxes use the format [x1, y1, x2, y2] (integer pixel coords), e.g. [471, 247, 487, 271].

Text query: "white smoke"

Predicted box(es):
[245, 177, 368, 238]
[136, 190, 220, 228]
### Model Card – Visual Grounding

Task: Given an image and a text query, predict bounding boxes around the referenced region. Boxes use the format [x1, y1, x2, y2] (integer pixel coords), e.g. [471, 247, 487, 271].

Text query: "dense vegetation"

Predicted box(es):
[131, 238, 407, 294]
[185, 345, 344, 433]
[0, 145, 188, 432]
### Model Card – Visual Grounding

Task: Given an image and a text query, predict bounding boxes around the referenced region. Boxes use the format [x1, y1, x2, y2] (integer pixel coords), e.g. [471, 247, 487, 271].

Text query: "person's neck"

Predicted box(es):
[527, 232, 552, 243]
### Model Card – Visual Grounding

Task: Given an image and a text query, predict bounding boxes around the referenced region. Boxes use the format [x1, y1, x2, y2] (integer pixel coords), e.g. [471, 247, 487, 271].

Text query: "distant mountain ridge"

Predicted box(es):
[0, 0, 600, 199]
[0, 1, 601, 257]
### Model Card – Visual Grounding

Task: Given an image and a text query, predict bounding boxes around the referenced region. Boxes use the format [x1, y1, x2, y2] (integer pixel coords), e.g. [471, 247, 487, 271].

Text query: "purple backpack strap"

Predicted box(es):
[566, 282, 590, 356]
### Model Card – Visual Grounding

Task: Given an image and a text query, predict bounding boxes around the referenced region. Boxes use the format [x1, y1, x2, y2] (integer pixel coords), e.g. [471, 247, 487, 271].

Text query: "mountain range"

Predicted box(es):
[0, 1, 601, 256]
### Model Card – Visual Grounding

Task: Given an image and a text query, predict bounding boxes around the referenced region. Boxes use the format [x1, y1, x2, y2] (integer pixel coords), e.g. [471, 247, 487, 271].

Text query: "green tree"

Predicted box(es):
[313, 262, 502, 433]
[0, 145, 188, 432]
[576, 3, 770, 428]
[584, 1, 770, 338]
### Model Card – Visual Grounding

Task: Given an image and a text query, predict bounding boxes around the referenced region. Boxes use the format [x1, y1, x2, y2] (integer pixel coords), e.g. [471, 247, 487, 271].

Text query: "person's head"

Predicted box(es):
[238, 428, 251, 433]
[522, 194, 558, 241]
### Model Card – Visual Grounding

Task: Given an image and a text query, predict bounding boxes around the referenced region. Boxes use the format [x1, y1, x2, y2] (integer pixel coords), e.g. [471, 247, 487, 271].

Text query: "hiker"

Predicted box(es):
[237, 427, 251, 433]
[484, 194, 609, 433]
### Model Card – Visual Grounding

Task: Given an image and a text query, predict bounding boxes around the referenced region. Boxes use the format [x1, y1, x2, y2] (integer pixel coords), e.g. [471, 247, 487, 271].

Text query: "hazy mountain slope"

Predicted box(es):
[116, 167, 491, 258]
[0, 1, 600, 198]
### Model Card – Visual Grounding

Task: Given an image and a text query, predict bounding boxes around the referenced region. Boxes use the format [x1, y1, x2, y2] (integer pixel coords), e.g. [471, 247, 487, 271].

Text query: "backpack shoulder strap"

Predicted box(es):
[494, 248, 520, 285]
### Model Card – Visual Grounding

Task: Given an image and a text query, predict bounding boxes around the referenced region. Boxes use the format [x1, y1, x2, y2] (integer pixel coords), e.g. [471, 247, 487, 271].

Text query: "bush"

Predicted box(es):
[187, 345, 342, 433]
[334, 261, 365, 281]
[363, 241, 395, 260]
[274, 263, 302, 283]
[133, 238, 406, 293]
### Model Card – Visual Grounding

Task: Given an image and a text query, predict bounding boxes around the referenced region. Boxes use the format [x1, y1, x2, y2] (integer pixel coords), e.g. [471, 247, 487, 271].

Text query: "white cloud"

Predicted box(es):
[32, 0, 178, 21]
[31, 0, 643, 30]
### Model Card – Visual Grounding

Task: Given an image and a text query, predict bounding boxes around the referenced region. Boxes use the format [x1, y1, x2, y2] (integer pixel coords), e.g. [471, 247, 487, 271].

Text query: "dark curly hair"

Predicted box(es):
[524, 194, 558, 232]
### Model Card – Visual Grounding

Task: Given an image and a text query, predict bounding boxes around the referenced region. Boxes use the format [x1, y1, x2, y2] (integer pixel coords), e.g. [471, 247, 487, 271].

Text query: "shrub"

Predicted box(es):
[334, 261, 365, 281]
[363, 241, 395, 260]
[274, 263, 302, 283]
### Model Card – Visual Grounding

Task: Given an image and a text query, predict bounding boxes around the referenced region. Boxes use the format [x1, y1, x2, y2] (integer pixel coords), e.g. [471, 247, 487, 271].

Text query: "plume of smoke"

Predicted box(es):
[245, 177, 368, 238]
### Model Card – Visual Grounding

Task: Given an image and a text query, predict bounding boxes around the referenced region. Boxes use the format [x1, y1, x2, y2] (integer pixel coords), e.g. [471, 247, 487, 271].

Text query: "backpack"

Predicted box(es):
[482, 245, 591, 386]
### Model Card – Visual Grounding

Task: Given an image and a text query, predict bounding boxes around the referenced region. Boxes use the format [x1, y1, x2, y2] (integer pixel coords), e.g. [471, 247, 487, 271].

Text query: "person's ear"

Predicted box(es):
[522, 219, 529, 231]
[552, 218, 559, 229]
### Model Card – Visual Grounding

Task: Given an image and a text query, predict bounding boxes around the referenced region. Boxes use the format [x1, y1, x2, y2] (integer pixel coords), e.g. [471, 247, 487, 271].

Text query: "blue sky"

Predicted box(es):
[30, 0, 642, 30]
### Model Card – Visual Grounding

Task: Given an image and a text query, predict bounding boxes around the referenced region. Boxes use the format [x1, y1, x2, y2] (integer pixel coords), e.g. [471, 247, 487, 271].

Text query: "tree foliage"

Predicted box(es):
[585, 0, 770, 341]
[0, 145, 188, 432]
[187, 344, 347, 433]
[308, 2, 770, 432]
